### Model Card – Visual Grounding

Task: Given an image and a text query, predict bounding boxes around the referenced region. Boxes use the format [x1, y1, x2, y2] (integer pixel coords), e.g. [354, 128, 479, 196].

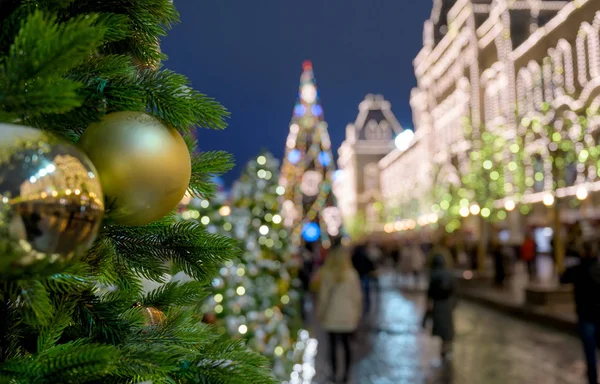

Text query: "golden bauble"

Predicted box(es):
[0, 124, 104, 276]
[142, 306, 166, 327]
[79, 111, 191, 226]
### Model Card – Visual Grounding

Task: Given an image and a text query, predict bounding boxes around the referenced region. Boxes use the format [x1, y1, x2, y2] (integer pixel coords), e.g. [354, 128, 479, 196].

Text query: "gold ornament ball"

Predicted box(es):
[0, 124, 104, 276]
[143, 306, 166, 327]
[79, 111, 191, 226]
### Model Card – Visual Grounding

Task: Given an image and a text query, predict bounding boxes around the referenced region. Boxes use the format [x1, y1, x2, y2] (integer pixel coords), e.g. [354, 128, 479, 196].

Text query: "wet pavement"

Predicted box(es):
[310, 273, 586, 384]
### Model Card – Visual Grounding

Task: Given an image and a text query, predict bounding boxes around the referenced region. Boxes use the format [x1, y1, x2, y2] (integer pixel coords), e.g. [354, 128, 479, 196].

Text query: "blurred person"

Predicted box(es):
[298, 245, 315, 322]
[520, 231, 537, 280]
[351, 242, 375, 316]
[560, 237, 600, 384]
[423, 253, 456, 361]
[490, 235, 506, 287]
[316, 238, 362, 384]
[400, 240, 426, 289]
[366, 240, 383, 293]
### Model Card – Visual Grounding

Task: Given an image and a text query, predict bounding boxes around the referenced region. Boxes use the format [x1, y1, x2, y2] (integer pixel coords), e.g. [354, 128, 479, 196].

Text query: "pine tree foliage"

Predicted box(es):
[0, 1, 275, 383]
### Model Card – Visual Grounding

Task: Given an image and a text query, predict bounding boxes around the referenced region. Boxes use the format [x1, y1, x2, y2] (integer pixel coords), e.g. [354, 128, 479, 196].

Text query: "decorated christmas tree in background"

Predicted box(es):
[180, 152, 306, 381]
[279, 61, 345, 249]
[0, 1, 274, 383]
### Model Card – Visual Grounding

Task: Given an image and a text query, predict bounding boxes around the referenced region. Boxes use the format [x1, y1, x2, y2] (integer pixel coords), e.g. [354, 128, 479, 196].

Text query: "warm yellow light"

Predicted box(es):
[504, 200, 515, 211]
[200, 216, 210, 225]
[576, 187, 588, 200]
[394, 221, 402, 231]
[236, 268, 245, 277]
[259, 225, 269, 235]
[543, 194, 555, 206]
[281, 295, 290, 304]
[459, 207, 469, 217]
[428, 213, 438, 223]
[218, 206, 231, 216]
[238, 324, 248, 334]
[257, 155, 266, 165]
[384, 223, 394, 233]
[274, 346, 284, 356]
[276, 186, 285, 195]
[236, 286, 246, 296]
[469, 204, 480, 215]
[272, 214, 282, 224]
[481, 208, 491, 218]
[214, 294, 223, 303]
[265, 308, 274, 318]
[215, 305, 223, 313]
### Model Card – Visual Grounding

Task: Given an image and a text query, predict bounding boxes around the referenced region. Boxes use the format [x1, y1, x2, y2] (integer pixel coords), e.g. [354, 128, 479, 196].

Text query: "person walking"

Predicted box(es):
[351, 242, 375, 316]
[316, 238, 363, 384]
[491, 235, 506, 287]
[423, 253, 456, 361]
[399, 240, 426, 289]
[520, 232, 537, 281]
[560, 237, 600, 384]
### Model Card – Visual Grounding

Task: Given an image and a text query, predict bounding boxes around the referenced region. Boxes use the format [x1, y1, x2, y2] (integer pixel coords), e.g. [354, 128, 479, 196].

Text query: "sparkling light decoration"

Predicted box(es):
[279, 61, 346, 245]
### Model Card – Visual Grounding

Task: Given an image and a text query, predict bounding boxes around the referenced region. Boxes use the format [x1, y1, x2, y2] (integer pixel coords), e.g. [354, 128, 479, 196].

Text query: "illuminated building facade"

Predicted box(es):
[336, 95, 403, 235]
[377, 0, 600, 237]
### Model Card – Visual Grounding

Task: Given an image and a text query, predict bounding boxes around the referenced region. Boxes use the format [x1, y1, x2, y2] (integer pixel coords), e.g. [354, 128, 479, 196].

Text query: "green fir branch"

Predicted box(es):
[0, 10, 105, 120]
[136, 69, 229, 131]
[141, 281, 207, 311]
[189, 150, 235, 198]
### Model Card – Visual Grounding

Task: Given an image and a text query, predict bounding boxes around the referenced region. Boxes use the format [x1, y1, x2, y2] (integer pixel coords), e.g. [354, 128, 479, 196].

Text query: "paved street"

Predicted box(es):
[310, 273, 586, 384]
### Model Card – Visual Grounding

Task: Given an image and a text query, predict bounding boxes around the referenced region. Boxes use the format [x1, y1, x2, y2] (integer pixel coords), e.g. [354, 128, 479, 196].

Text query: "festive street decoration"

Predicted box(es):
[0, 124, 104, 276]
[279, 61, 345, 247]
[79, 111, 191, 226]
[180, 152, 306, 381]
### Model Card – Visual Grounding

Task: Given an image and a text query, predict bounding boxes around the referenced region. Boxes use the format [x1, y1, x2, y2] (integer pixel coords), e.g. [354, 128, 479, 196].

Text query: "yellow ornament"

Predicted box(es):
[79, 111, 191, 226]
[142, 306, 166, 327]
[0, 124, 104, 276]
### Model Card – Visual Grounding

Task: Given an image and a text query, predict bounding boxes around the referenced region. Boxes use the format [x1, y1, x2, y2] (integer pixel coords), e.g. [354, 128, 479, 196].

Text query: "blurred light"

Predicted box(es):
[311, 105, 323, 116]
[201, 216, 210, 225]
[275, 346, 284, 356]
[428, 213, 438, 223]
[294, 104, 306, 116]
[290, 123, 299, 133]
[214, 294, 223, 303]
[463, 270, 473, 280]
[238, 324, 248, 334]
[236, 287, 246, 295]
[333, 170, 344, 182]
[219, 206, 231, 216]
[200, 200, 209, 208]
[384, 223, 394, 233]
[257, 155, 266, 165]
[265, 308, 274, 318]
[223, 222, 232, 231]
[281, 295, 290, 304]
[236, 267, 245, 277]
[543, 193, 555, 206]
[301, 84, 317, 103]
[394, 130, 415, 151]
[257, 169, 266, 178]
[215, 305, 223, 313]
[302, 222, 320, 242]
[577, 187, 588, 200]
[276, 186, 286, 195]
[459, 206, 469, 217]
[469, 204, 480, 215]
[481, 208, 491, 218]
[259, 225, 269, 235]
[504, 200, 515, 211]
[317, 151, 331, 166]
[288, 149, 301, 165]
[272, 214, 282, 224]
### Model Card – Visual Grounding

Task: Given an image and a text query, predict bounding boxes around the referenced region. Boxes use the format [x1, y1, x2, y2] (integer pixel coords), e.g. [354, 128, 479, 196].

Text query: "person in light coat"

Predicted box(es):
[316, 238, 363, 384]
[399, 240, 426, 289]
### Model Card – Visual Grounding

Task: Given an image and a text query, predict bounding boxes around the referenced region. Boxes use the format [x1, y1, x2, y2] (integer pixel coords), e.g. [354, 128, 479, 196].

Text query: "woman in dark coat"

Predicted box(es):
[424, 254, 456, 360]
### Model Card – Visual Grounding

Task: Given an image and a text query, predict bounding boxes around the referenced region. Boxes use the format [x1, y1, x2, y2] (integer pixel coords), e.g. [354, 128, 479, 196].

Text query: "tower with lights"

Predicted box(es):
[279, 61, 345, 248]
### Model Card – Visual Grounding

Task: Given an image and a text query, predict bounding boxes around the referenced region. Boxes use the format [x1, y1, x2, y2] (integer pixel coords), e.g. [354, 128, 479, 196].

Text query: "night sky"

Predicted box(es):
[161, 1, 432, 184]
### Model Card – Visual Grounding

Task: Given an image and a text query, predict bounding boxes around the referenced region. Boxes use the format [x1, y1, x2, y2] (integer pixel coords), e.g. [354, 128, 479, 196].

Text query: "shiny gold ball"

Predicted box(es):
[79, 111, 191, 226]
[143, 306, 166, 327]
[0, 124, 104, 276]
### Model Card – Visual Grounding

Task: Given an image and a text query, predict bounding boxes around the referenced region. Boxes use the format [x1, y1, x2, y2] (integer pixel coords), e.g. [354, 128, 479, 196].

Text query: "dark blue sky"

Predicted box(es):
[162, 1, 432, 183]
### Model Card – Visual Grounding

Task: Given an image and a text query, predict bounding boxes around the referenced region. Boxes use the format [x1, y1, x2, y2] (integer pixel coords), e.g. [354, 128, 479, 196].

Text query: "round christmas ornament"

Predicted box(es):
[79, 111, 191, 226]
[0, 124, 104, 276]
[142, 306, 166, 327]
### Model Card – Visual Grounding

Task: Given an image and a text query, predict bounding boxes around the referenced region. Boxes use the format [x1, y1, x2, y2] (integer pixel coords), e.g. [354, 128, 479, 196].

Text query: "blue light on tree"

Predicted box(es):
[318, 151, 331, 166]
[311, 105, 323, 116]
[294, 104, 306, 116]
[288, 149, 301, 165]
[302, 222, 321, 242]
